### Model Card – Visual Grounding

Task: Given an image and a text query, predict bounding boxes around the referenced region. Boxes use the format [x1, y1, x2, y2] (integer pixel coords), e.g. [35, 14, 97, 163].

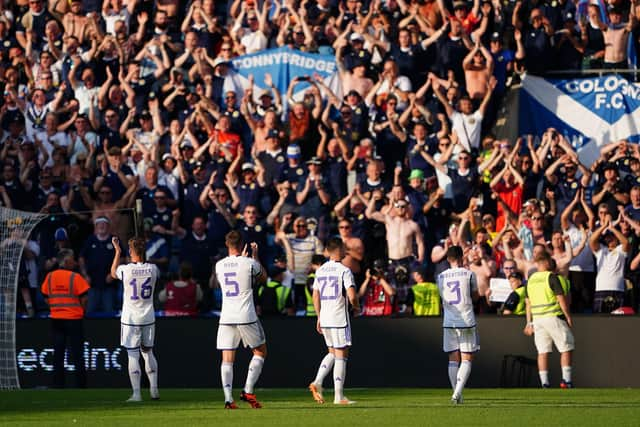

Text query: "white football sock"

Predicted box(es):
[141, 349, 159, 392]
[539, 370, 550, 386]
[314, 353, 335, 386]
[561, 366, 572, 383]
[333, 358, 347, 402]
[244, 355, 264, 394]
[453, 360, 471, 398]
[127, 349, 141, 396]
[221, 362, 234, 402]
[448, 361, 459, 389]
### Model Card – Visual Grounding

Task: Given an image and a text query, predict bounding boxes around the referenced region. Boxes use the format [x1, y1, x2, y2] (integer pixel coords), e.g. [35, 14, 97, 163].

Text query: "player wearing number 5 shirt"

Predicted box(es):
[436, 246, 479, 405]
[215, 231, 267, 409]
[111, 236, 160, 402]
[308, 237, 360, 405]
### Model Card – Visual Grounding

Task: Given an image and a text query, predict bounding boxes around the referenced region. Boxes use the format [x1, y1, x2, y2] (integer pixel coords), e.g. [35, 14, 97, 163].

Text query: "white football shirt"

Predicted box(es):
[313, 260, 355, 328]
[437, 267, 477, 328]
[216, 255, 263, 325]
[117, 262, 160, 325]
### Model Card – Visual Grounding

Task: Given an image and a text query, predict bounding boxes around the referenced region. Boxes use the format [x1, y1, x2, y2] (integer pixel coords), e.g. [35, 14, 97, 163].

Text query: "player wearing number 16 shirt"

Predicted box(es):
[436, 246, 479, 405]
[308, 237, 360, 406]
[216, 231, 268, 409]
[110, 236, 160, 402]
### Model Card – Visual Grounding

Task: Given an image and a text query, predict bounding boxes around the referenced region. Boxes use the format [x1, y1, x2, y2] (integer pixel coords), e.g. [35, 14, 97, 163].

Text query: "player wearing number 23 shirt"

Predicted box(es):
[308, 238, 360, 406]
[436, 246, 479, 405]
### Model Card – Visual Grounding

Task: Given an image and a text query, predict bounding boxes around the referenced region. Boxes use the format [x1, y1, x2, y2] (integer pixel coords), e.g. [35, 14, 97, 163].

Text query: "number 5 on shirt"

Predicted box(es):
[224, 272, 240, 297]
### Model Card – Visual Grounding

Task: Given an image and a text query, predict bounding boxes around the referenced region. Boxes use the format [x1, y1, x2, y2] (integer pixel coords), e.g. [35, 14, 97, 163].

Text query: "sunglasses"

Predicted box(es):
[532, 216, 542, 221]
[339, 225, 351, 229]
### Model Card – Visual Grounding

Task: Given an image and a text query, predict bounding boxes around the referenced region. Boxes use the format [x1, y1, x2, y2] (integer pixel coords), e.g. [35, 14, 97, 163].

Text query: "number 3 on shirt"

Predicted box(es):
[446, 280, 461, 305]
[318, 276, 339, 300]
[130, 277, 152, 300]
[223, 272, 240, 297]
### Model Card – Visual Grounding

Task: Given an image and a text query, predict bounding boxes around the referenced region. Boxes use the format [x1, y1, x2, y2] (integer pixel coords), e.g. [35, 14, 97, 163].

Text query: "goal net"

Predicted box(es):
[0, 208, 45, 390]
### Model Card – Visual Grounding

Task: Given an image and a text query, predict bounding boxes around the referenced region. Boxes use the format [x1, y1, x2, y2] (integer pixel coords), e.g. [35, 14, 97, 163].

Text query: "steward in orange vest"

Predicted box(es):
[41, 250, 90, 388]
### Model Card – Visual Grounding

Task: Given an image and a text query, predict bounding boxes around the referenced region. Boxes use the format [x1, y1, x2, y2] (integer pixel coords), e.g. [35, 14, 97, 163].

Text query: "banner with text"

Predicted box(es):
[231, 47, 341, 103]
[519, 74, 640, 164]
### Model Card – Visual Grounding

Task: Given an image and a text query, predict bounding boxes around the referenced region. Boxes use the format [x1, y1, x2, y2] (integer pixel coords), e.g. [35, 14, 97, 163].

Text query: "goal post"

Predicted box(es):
[0, 208, 45, 390]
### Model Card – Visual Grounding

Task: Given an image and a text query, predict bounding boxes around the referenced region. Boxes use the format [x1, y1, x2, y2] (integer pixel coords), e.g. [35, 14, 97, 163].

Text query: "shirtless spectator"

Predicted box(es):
[463, 40, 494, 101]
[366, 196, 425, 307]
[465, 243, 495, 311]
[592, 6, 636, 69]
[338, 218, 364, 284]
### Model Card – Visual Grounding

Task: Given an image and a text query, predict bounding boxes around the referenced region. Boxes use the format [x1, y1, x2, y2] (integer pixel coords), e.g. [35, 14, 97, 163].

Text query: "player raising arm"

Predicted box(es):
[309, 237, 360, 405]
[437, 246, 479, 405]
[216, 231, 268, 409]
[111, 236, 160, 402]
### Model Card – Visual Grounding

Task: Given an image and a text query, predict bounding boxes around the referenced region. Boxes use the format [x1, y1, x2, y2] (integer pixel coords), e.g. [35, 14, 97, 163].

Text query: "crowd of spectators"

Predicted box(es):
[2, 0, 640, 318]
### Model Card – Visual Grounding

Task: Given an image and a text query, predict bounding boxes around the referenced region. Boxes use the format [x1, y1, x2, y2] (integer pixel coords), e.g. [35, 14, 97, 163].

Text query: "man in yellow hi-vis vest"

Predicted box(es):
[524, 252, 574, 389]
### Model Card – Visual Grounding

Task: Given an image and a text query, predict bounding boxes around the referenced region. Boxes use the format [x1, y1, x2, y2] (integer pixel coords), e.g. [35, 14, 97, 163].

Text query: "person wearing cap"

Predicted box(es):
[341, 31, 372, 72]
[589, 214, 630, 313]
[256, 127, 286, 186]
[488, 32, 515, 95]
[278, 143, 305, 190]
[544, 146, 591, 221]
[228, 161, 264, 214]
[125, 106, 164, 153]
[333, 38, 373, 98]
[592, 162, 628, 215]
[79, 216, 123, 313]
[297, 156, 331, 224]
[405, 168, 430, 233]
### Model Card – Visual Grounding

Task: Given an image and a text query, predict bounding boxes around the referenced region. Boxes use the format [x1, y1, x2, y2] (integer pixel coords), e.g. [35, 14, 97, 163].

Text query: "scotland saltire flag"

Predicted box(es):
[519, 74, 640, 164]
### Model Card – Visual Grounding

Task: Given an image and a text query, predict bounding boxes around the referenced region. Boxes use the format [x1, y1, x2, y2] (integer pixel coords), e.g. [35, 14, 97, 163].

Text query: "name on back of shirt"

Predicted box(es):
[440, 271, 469, 279]
[223, 262, 238, 268]
[131, 268, 154, 276]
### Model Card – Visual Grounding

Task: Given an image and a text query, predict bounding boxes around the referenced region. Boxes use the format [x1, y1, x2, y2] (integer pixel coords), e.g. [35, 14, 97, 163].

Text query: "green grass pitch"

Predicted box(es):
[2, 388, 640, 426]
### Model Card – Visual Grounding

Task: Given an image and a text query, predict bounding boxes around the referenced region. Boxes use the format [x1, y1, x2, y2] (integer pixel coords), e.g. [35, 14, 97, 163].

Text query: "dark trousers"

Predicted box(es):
[51, 319, 86, 388]
[568, 271, 596, 313]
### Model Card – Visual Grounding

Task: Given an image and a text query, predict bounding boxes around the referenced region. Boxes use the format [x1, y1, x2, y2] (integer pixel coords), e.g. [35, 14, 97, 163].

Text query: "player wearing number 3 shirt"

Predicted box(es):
[308, 238, 360, 405]
[111, 237, 160, 402]
[216, 231, 268, 409]
[436, 246, 479, 405]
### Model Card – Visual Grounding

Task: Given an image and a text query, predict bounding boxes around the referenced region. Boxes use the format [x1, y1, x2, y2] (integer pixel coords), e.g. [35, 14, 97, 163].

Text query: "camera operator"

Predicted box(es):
[358, 259, 396, 317]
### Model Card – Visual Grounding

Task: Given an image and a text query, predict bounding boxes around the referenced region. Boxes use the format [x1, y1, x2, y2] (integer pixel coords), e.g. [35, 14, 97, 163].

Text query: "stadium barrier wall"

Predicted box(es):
[16, 316, 636, 388]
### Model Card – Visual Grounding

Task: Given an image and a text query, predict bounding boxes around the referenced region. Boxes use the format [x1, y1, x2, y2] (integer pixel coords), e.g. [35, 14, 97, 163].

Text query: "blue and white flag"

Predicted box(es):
[230, 47, 341, 103]
[519, 74, 640, 163]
